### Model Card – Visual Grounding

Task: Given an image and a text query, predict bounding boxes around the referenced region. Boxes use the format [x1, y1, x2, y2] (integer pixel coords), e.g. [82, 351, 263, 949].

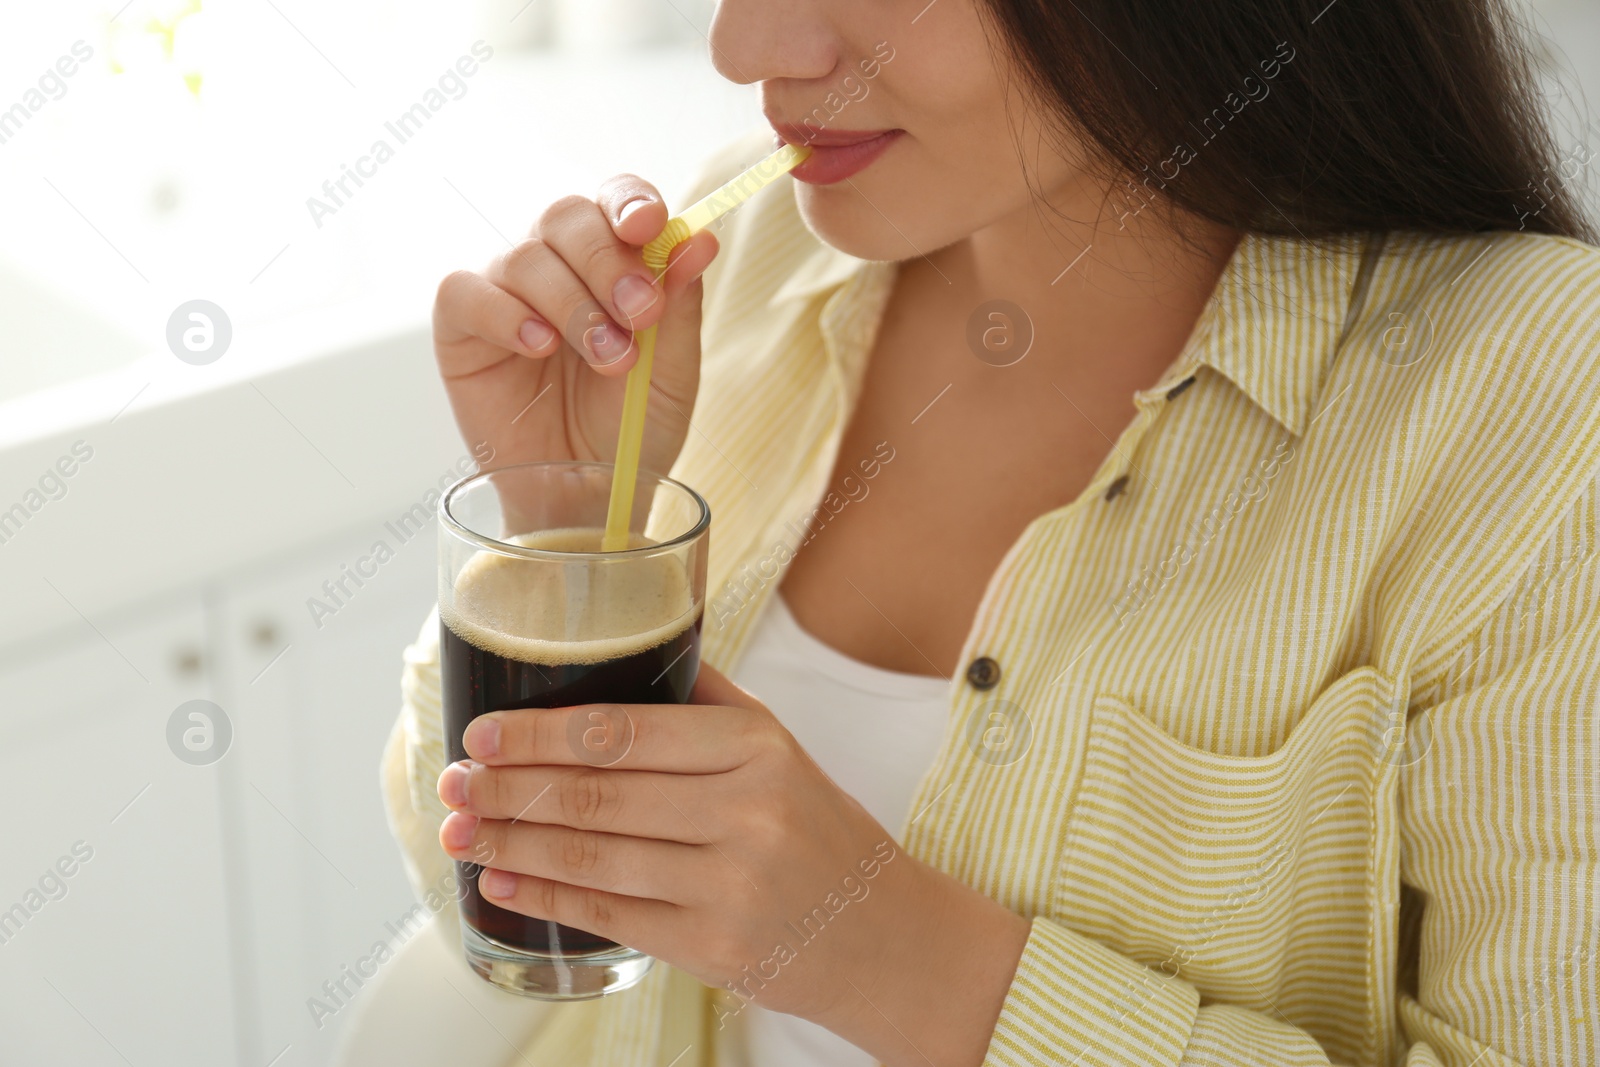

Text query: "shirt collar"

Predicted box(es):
[1177, 230, 1376, 436]
[768, 228, 1377, 438]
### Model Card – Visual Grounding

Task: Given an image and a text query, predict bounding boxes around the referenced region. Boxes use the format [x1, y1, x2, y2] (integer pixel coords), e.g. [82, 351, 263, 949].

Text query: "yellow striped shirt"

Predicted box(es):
[382, 130, 1600, 1066]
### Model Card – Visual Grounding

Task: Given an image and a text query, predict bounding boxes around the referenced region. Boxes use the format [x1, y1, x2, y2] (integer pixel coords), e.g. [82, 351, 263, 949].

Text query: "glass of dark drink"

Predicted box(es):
[438, 460, 708, 1000]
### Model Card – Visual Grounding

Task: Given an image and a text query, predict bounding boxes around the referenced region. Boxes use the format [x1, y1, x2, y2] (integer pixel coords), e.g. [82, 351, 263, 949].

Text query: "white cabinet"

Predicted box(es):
[209, 523, 437, 1067]
[0, 315, 470, 1065]
[0, 596, 236, 1066]
[0, 519, 438, 1067]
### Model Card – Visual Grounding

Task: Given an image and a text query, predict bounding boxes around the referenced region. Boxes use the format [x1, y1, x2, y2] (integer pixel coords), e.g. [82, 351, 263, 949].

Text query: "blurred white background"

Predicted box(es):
[0, 1, 1593, 1065]
[0, 3, 750, 1066]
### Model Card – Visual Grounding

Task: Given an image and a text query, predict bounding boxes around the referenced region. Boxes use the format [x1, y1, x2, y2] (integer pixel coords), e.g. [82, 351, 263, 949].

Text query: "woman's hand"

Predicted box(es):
[434, 665, 1031, 1067]
[432, 175, 718, 476]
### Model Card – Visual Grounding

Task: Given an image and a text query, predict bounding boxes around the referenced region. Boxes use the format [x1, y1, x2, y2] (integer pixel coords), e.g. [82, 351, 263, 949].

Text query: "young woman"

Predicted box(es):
[382, 1, 1600, 1064]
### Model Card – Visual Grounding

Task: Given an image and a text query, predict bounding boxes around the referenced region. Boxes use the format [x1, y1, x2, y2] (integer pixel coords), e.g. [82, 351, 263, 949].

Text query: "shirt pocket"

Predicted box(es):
[1053, 665, 1408, 1067]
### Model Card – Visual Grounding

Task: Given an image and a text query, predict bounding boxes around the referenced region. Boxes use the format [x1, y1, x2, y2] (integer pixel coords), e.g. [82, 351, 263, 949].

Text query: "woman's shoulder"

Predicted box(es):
[1377, 228, 1600, 349]
[1359, 229, 1600, 632]
[1363, 228, 1600, 419]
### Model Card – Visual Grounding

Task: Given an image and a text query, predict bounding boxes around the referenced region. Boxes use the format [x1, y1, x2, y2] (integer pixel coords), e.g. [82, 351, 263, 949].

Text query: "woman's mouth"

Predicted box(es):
[770, 124, 906, 185]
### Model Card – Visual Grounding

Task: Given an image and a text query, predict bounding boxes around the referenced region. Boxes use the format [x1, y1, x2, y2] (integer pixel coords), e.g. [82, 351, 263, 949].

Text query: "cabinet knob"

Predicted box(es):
[173, 647, 204, 676]
[251, 620, 280, 649]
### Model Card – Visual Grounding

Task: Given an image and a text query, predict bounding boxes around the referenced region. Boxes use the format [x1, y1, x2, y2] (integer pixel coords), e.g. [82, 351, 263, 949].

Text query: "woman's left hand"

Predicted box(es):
[436, 664, 1031, 1067]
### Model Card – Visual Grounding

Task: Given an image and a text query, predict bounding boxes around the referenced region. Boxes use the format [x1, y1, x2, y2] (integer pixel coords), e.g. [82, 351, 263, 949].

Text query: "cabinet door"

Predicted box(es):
[211, 521, 438, 1067]
[0, 596, 237, 1066]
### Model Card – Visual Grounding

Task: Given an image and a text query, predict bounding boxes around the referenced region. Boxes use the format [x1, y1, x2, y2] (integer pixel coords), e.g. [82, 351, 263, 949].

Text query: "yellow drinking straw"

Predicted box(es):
[600, 142, 813, 551]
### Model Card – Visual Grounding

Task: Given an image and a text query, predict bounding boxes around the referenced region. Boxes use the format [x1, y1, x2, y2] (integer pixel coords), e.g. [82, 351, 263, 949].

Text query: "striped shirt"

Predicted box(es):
[383, 130, 1600, 1066]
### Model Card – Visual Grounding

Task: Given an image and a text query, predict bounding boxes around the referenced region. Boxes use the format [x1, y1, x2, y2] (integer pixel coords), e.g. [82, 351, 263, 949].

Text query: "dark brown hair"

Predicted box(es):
[983, 0, 1595, 244]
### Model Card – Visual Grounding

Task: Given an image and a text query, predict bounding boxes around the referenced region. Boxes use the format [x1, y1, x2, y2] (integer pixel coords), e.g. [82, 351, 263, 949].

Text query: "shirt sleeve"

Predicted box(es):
[981, 483, 1600, 1067]
[1392, 489, 1599, 1065]
[380, 606, 459, 922]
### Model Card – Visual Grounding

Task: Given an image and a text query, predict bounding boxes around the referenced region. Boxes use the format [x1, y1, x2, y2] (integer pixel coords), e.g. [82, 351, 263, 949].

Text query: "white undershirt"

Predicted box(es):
[726, 591, 952, 1066]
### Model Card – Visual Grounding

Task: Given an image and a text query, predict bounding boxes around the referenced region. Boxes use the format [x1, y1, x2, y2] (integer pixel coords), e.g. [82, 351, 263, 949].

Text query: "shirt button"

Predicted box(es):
[1164, 374, 1197, 400]
[1103, 474, 1130, 502]
[966, 656, 1001, 690]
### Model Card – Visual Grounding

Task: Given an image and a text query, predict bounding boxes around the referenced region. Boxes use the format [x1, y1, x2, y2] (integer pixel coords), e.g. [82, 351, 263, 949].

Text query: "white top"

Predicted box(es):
[726, 591, 952, 1066]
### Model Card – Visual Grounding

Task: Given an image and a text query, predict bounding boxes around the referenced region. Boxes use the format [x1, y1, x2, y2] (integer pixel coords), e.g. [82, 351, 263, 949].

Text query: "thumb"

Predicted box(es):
[645, 227, 714, 395]
[648, 273, 704, 408]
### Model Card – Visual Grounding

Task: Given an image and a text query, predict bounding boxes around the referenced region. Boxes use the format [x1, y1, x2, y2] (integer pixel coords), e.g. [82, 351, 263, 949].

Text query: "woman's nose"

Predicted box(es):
[708, 0, 838, 85]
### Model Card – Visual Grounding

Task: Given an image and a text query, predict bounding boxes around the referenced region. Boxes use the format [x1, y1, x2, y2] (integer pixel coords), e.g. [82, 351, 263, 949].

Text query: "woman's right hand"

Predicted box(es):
[433, 174, 718, 477]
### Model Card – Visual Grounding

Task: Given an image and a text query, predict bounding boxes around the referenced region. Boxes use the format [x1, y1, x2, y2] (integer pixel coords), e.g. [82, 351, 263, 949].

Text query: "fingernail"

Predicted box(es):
[438, 761, 472, 808]
[617, 197, 653, 224]
[613, 274, 658, 323]
[440, 812, 479, 851]
[585, 322, 630, 365]
[479, 868, 517, 900]
[519, 318, 557, 352]
[464, 717, 501, 758]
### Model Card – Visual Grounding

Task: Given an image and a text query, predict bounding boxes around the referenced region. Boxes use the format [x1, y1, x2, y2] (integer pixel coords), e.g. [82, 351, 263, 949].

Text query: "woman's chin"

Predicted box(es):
[793, 185, 944, 263]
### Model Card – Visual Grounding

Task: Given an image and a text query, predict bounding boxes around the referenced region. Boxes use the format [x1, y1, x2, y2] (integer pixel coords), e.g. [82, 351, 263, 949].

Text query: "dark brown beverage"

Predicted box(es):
[440, 527, 701, 957]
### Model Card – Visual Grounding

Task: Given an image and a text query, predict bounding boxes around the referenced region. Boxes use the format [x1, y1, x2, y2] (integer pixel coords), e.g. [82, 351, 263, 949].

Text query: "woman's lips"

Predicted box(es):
[772, 127, 905, 185]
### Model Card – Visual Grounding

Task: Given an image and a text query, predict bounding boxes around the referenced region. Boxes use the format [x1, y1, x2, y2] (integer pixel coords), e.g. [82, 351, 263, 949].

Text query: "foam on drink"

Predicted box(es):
[441, 526, 700, 666]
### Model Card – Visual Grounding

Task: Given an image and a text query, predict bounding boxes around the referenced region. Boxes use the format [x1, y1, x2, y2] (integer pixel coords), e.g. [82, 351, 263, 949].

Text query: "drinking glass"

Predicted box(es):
[438, 460, 709, 999]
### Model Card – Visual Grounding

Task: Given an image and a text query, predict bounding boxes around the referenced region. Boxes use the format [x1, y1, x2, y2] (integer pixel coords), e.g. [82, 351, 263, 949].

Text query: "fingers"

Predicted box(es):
[434, 175, 720, 379]
[660, 231, 718, 297]
[462, 701, 767, 774]
[470, 866, 678, 951]
[489, 237, 639, 373]
[538, 194, 664, 333]
[591, 176, 717, 298]
[440, 811, 701, 903]
[437, 763, 711, 844]
[591, 174, 716, 292]
[433, 270, 562, 374]
[596, 174, 668, 247]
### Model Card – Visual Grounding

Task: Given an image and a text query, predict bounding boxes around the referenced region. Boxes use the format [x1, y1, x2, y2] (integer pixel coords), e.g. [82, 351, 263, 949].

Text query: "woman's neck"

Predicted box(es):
[920, 171, 1242, 381]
